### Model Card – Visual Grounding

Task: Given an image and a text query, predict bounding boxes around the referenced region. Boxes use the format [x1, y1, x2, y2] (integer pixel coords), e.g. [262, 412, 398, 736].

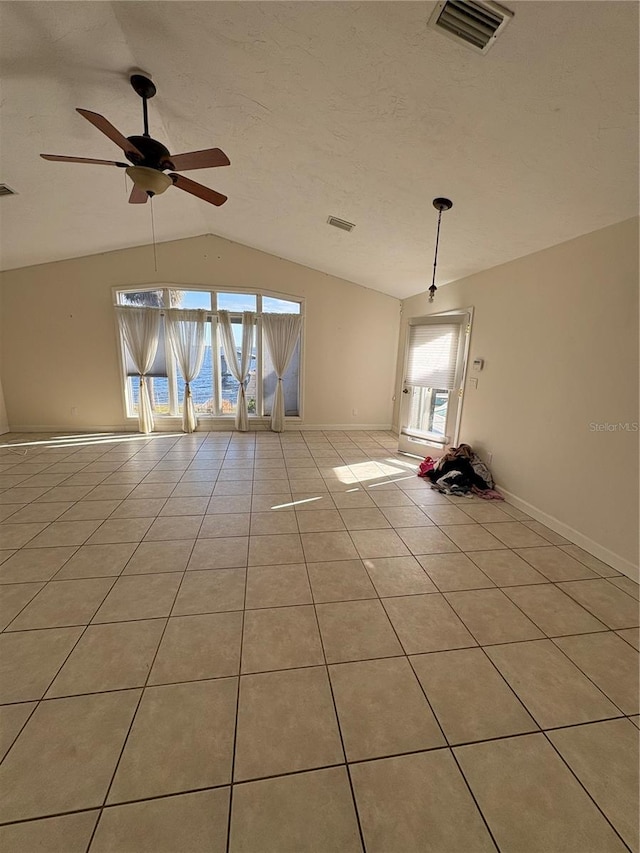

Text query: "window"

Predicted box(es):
[262, 298, 301, 417]
[119, 290, 169, 416]
[116, 287, 302, 420]
[219, 315, 252, 416]
[217, 292, 257, 312]
[263, 296, 300, 313]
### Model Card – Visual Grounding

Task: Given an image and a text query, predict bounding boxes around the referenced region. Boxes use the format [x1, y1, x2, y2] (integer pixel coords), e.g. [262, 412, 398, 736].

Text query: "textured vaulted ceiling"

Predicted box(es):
[0, 1, 637, 297]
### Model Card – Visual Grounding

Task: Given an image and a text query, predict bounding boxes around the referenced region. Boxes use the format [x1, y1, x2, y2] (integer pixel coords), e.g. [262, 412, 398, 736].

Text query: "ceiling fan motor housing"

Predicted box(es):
[126, 135, 174, 170]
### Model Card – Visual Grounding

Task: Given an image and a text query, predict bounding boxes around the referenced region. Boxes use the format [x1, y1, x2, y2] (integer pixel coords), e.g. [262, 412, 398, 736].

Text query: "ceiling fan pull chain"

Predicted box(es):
[150, 197, 158, 273]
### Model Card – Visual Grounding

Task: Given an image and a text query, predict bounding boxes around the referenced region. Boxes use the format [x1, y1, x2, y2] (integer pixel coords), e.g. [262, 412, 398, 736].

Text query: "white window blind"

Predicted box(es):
[406, 321, 461, 389]
[124, 314, 168, 377]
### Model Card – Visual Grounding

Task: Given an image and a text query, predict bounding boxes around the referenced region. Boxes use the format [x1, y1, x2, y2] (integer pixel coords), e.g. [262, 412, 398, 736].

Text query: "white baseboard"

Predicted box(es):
[497, 485, 639, 582]
[297, 423, 393, 431]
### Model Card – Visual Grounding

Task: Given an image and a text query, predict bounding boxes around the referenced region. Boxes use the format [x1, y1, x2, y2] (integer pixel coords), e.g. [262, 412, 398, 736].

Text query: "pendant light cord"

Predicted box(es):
[431, 207, 443, 291]
[428, 198, 452, 302]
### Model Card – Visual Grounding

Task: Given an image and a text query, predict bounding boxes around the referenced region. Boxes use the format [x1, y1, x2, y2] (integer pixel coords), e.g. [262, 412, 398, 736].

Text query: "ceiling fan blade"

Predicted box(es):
[76, 109, 143, 159]
[129, 185, 149, 204]
[169, 173, 227, 207]
[166, 148, 230, 171]
[40, 154, 128, 167]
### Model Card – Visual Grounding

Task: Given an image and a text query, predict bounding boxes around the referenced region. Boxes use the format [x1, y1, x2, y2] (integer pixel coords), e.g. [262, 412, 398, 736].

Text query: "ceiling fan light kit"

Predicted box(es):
[126, 166, 172, 195]
[40, 74, 230, 207]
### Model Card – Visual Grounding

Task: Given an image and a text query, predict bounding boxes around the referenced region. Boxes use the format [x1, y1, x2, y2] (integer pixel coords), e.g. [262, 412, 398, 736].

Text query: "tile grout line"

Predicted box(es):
[1, 658, 634, 718]
[540, 728, 635, 853]
[602, 576, 639, 602]
[545, 635, 633, 718]
[224, 494, 250, 853]
[448, 747, 503, 852]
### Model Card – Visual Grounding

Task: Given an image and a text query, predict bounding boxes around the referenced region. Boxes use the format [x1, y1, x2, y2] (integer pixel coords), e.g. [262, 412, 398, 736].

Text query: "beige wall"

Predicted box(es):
[0, 295, 8, 434]
[0, 234, 399, 432]
[396, 218, 639, 574]
[0, 378, 8, 435]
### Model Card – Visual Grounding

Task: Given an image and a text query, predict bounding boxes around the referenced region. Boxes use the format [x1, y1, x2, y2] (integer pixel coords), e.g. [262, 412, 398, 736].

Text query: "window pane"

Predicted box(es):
[262, 296, 300, 314]
[150, 378, 170, 414]
[119, 290, 164, 307]
[170, 290, 211, 309]
[407, 387, 449, 437]
[432, 391, 449, 435]
[263, 339, 300, 417]
[217, 293, 257, 312]
[127, 377, 139, 415]
[220, 322, 239, 415]
[177, 324, 214, 414]
[128, 376, 171, 415]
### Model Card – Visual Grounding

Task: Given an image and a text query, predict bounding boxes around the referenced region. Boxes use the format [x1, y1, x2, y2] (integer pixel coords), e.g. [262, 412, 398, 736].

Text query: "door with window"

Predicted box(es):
[398, 311, 472, 456]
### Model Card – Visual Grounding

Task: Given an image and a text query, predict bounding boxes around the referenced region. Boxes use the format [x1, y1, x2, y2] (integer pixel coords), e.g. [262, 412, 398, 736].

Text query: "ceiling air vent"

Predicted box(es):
[428, 0, 513, 54]
[0, 184, 17, 197]
[327, 216, 355, 232]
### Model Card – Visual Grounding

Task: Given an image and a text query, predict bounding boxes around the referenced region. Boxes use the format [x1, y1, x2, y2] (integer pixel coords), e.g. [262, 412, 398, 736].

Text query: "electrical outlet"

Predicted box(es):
[71, 407, 78, 416]
[486, 451, 493, 464]
[352, 408, 358, 416]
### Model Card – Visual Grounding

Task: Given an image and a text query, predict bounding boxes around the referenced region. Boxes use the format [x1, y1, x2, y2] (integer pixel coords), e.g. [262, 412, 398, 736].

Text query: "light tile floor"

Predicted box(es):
[0, 430, 638, 853]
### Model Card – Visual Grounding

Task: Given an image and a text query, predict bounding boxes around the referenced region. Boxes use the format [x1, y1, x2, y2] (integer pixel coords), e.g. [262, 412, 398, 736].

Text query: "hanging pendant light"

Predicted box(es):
[428, 197, 453, 303]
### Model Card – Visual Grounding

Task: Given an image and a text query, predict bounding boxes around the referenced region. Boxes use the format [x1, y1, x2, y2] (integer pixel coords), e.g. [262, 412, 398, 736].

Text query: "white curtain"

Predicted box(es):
[115, 307, 161, 434]
[218, 310, 256, 431]
[165, 309, 207, 433]
[262, 313, 302, 432]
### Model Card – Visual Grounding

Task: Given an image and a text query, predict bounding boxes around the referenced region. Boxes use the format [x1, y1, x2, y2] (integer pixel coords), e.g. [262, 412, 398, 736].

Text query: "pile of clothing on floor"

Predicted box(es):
[418, 443, 503, 500]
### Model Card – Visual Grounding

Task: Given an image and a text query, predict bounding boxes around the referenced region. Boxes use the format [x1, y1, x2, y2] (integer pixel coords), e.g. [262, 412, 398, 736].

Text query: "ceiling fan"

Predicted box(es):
[40, 74, 230, 206]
